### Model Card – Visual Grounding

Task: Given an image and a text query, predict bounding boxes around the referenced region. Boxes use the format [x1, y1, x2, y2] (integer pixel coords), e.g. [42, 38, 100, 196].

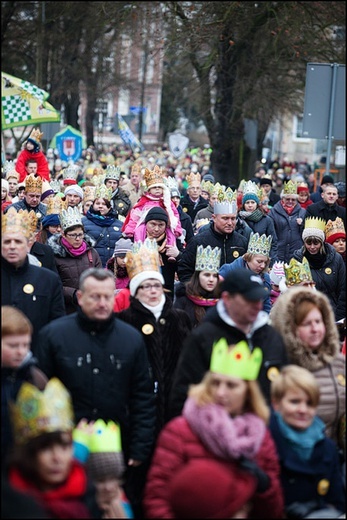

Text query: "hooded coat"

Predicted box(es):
[268, 200, 306, 263]
[270, 287, 345, 445]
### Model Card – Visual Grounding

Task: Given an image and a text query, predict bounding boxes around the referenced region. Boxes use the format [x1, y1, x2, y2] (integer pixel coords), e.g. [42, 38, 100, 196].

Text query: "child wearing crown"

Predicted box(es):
[121, 165, 183, 247]
[15, 128, 50, 183]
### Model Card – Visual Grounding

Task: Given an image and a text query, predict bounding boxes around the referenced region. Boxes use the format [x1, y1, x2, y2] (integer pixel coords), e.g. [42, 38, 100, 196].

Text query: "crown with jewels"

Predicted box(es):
[242, 180, 261, 199]
[9, 378, 74, 445]
[325, 217, 346, 242]
[50, 180, 63, 194]
[195, 245, 221, 272]
[213, 186, 237, 215]
[25, 174, 42, 193]
[247, 232, 272, 257]
[60, 206, 82, 231]
[186, 172, 201, 187]
[200, 180, 215, 195]
[46, 195, 64, 215]
[62, 164, 79, 181]
[284, 256, 314, 286]
[28, 127, 43, 143]
[143, 165, 165, 190]
[94, 183, 113, 201]
[211, 182, 225, 196]
[210, 338, 262, 380]
[283, 180, 298, 195]
[2, 208, 37, 238]
[104, 164, 121, 181]
[165, 176, 179, 192]
[125, 238, 161, 280]
[3, 160, 19, 180]
[83, 185, 96, 202]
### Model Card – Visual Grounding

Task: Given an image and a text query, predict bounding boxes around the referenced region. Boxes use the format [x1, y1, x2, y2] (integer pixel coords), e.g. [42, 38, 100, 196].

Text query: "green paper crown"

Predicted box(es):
[210, 339, 262, 380]
[88, 419, 122, 453]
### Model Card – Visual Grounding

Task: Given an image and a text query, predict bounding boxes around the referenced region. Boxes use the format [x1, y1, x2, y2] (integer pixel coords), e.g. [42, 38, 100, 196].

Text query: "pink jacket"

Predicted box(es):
[16, 149, 50, 182]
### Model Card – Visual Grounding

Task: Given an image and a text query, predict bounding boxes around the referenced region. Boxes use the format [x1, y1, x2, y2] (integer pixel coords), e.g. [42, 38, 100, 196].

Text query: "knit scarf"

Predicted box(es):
[86, 209, 115, 227]
[187, 294, 219, 307]
[141, 294, 166, 320]
[274, 411, 325, 461]
[155, 234, 167, 266]
[304, 250, 326, 269]
[183, 397, 266, 460]
[61, 236, 87, 256]
[239, 208, 264, 222]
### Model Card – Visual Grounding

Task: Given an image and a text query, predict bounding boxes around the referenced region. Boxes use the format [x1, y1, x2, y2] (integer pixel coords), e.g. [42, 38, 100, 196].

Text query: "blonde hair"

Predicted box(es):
[188, 371, 270, 423]
[271, 365, 320, 407]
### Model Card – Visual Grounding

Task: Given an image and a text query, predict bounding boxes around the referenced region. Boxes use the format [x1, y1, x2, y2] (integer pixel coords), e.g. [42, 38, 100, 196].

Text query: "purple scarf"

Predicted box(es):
[187, 294, 219, 307]
[183, 397, 266, 460]
[61, 236, 87, 257]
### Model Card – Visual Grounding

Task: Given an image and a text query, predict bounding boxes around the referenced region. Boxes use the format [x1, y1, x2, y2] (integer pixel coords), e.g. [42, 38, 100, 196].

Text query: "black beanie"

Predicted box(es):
[145, 207, 169, 224]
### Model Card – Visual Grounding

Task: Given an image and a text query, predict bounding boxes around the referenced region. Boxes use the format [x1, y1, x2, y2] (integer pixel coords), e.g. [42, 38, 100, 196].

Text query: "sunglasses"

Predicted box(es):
[305, 238, 321, 246]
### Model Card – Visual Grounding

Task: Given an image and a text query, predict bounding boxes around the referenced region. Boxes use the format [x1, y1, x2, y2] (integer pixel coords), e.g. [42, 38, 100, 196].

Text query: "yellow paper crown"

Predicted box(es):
[284, 257, 313, 286]
[304, 217, 326, 233]
[60, 206, 82, 231]
[195, 245, 221, 272]
[242, 180, 261, 199]
[200, 180, 214, 195]
[247, 232, 272, 257]
[104, 164, 121, 181]
[125, 238, 161, 280]
[211, 182, 225, 196]
[143, 165, 165, 189]
[25, 174, 42, 193]
[2, 208, 36, 238]
[210, 339, 263, 380]
[186, 172, 201, 187]
[131, 163, 142, 175]
[28, 127, 43, 143]
[88, 419, 122, 453]
[95, 183, 113, 201]
[46, 195, 64, 215]
[283, 180, 298, 195]
[325, 217, 345, 241]
[9, 378, 74, 445]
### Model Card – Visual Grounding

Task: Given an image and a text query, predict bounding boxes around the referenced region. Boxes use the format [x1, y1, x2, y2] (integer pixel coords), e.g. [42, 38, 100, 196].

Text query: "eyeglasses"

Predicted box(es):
[284, 198, 297, 202]
[66, 233, 84, 239]
[305, 238, 321, 246]
[138, 283, 162, 291]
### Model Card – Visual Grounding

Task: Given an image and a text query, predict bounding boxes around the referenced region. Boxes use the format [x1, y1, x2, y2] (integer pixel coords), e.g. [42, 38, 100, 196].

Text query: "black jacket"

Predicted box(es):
[304, 199, 346, 223]
[30, 241, 58, 273]
[180, 194, 208, 221]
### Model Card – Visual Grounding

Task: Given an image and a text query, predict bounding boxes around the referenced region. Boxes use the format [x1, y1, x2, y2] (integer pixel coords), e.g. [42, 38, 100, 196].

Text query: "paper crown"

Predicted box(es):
[211, 182, 225, 196]
[9, 378, 74, 445]
[143, 165, 165, 189]
[238, 179, 246, 192]
[210, 338, 262, 380]
[62, 164, 79, 181]
[186, 172, 201, 187]
[165, 176, 179, 192]
[284, 256, 314, 286]
[60, 206, 82, 231]
[50, 180, 63, 194]
[3, 160, 19, 179]
[104, 164, 121, 181]
[325, 217, 346, 244]
[95, 183, 113, 201]
[242, 180, 261, 199]
[213, 187, 237, 215]
[125, 238, 161, 280]
[247, 232, 272, 257]
[131, 163, 142, 175]
[25, 174, 42, 193]
[28, 127, 43, 143]
[2, 207, 37, 238]
[83, 185, 96, 201]
[88, 419, 122, 454]
[269, 261, 285, 285]
[195, 217, 210, 230]
[302, 217, 326, 242]
[200, 180, 214, 195]
[46, 195, 64, 215]
[195, 245, 221, 272]
[283, 180, 298, 195]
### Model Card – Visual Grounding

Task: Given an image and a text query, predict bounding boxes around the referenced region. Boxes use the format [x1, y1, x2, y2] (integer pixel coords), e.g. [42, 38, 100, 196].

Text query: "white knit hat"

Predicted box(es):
[64, 185, 84, 199]
[129, 271, 164, 296]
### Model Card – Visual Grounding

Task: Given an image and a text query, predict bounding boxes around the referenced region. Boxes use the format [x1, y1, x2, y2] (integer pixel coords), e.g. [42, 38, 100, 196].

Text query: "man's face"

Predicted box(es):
[261, 183, 271, 194]
[7, 178, 18, 195]
[105, 179, 118, 190]
[130, 173, 141, 187]
[65, 193, 82, 207]
[212, 213, 237, 234]
[24, 191, 41, 208]
[146, 219, 167, 239]
[321, 187, 338, 205]
[26, 162, 38, 175]
[187, 183, 201, 201]
[1, 232, 29, 268]
[222, 292, 263, 326]
[77, 276, 115, 320]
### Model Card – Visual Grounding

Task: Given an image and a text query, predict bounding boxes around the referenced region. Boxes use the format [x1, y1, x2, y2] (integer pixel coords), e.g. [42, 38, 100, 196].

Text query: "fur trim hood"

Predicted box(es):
[270, 287, 340, 371]
[47, 233, 96, 258]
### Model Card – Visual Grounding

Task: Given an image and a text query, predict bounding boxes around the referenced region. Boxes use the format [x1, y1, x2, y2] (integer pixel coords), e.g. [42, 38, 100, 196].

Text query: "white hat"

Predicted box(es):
[64, 185, 84, 199]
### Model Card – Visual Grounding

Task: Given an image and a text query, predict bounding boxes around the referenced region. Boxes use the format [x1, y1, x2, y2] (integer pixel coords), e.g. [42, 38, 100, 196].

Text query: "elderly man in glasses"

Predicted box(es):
[4, 174, 47, 229]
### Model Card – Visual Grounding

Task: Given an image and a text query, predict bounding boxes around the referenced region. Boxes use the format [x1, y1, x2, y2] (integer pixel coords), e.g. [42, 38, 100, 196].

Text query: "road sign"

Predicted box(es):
[129, 106, 147, 114]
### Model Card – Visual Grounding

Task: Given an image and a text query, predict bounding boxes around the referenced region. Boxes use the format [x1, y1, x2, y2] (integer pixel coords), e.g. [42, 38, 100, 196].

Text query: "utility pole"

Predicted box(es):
[36, 1, 45, 87]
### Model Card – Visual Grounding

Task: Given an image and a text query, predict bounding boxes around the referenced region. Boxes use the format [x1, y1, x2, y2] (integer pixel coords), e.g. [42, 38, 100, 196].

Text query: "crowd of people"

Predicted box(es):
[1, 130, 346, 519]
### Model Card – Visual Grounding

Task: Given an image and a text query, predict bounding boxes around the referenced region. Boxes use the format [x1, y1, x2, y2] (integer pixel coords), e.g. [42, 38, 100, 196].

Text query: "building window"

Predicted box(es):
[292, 115, 310, 143]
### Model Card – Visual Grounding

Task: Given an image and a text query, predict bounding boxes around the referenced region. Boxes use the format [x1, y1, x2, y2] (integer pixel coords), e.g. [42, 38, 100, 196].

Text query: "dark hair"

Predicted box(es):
[79, 267, 114, 290]
[64, 224, 84, 235]
[185, 271, 220, 324]
[93, 197, 111, 209]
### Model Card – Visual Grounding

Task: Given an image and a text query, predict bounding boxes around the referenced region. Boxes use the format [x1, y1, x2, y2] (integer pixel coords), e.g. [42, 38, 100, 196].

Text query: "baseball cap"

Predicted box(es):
[221, 268, 268, 300]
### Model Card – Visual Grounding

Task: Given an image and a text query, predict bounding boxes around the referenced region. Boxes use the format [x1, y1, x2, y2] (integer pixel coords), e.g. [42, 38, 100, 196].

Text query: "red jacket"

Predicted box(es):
[16, 149, 50, 182]
[143, 415, 284, 519]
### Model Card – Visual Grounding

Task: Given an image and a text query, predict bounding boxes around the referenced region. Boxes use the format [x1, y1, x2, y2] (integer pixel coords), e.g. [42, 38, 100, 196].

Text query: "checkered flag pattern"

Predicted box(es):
[21, 80, 46, 101]
[2, 94, 31, 125]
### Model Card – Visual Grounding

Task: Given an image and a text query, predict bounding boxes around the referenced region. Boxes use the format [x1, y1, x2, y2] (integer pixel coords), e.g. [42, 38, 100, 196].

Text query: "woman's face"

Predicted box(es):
[1, 333, 31, 368]
[272, 387, 316, 431]
[135, 278, 164, 307]
[36, 434, 73, 489]
[1, 187, 8, 200]
[304, 237, 322, 255]
[282, 196, 297, 209]
[83, 200, 93, 214]
[64, 226, 84, 249]
[199, 271, 219, 292]
[47, 224, 62, 235]
[115, 254, 127, 268]
[93, 198, 109, 215]
[297, 191, 309, 203]
[332, 238, 346, 255]
[246, 254, 268, 274]
[243, 200, 257, 212]
[296, 307, 326, 351]
[209, 373, 248, 416]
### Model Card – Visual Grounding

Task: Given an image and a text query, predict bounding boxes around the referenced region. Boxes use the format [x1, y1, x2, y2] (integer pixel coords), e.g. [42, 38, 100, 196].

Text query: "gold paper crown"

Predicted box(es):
[60, 206, 82, 231]
[325, 217, 346, 241]
[88, 419, 122, 454]
[284, 257, 313, 286]
[62, 164, 79, 181]
[195, 245, 221, 273]
[304, 217, 326, 233]
[242, 180, 261, 199]
[125, 238, 161, 280]
[28, 127, 43, 143]
[131, 163, 142, 175]
[9, 378, 74, 445]
[283, 180, 298, 195]
[195, 218, 210, 230]
[214, 186, 237, 214]
[2, 208, 36, 238]
[25, 174, 43, 193]
[200, 180, 214, 195]
[95, 183, 113, 201]
[247, 232, 272, 257]
[143, 165, 165, 189]
[46, 195, 64, 215]
[104, 164, 121, 181]
[211, 182, 225, 196]
[83, 185, 96, 202]
[186, 172, 201, 187]
[210, 338, 262, 380]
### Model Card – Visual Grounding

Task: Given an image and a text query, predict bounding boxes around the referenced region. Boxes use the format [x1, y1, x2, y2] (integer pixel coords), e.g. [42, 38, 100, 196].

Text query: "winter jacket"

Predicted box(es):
[270, 287, 346, 445]
[268, 201, 306, 262]
[143, 415, 284, 519]
[81, 210, 123, 267]
[177, 222, 248, 283]
[219, 257, 272, 314]
[30, 240, 58, 273]
[117, 296, 192, 438]
[5, 199, 47, 229]
[293, 243, 346, 321]
[180, 194, 208, 221]
[110, 187, 132, 217]
[168, 302, 288, 418]
[15, 149, 50, 182]
[305, 199, 346, 223]
[36, 308, 156, 463]
[47, 233, 102, 314]
[1, 256, 66, 356]
[176, 205, 194, 244]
